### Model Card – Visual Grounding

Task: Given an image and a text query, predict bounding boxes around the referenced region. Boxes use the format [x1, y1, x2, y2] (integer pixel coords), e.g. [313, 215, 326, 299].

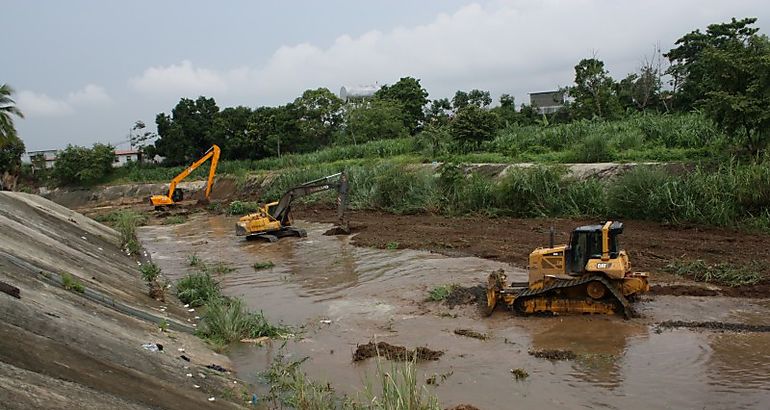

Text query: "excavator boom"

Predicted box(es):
[150, 145, 220, 208]
[236, 171, 349, 240]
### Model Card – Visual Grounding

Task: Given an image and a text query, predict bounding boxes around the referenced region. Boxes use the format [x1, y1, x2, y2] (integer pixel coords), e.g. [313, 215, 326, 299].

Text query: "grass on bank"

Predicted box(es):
[263, 353, 441, 410]
[93, 209, 148, 255]
[99, 112, 727, 186]
[664, 259, 768, 287]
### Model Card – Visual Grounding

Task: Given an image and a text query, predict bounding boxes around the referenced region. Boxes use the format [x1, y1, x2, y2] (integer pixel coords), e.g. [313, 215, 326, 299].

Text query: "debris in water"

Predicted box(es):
[353, 341, 444, 362]
[454, 329, 488, 340]
[528, 349, 577, 361]
[445, 285, 485, 308]
[319, 319, 332, 324]
[187, 308, 195, 312]
[208, 397, 215, 402]
[510, 368, 529, 380]
[657, 320, 770, 333]
[193, 384, 200, 389]
[179, 355, 190, 362]
[186, 373, 193, 378]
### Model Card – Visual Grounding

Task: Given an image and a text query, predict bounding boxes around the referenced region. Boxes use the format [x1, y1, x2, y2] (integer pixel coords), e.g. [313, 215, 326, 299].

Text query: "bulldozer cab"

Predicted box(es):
[567, 222, 622, 274]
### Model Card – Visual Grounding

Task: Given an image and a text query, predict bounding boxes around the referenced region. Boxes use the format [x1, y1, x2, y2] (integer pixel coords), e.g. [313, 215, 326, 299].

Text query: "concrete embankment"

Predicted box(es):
[0, 192, 243, 409]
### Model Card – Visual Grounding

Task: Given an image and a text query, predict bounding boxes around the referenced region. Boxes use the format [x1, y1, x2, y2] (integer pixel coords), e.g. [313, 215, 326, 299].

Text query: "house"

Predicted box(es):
[25, 148, 144, 170]
[529, 90, 565, 114]
[113, 149, 142, 167]
[26, 149, 59, 169]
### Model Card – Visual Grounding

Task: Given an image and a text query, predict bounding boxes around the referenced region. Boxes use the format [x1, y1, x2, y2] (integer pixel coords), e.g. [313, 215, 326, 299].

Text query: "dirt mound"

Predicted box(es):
[296, 208, 770, 294]
[323, 223, 366, 236]
[650, 282, 770, 298]
[446, 285, 485, 308]
[650, 284, 720, 297]
[353, 341, 444, 362]
[454, 329, 488, 340]
[657, 321, 770, 333]
[528, 349, 577, 361]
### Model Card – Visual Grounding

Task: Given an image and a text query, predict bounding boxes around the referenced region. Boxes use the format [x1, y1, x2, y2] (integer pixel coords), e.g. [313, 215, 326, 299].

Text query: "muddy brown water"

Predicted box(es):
[139, 215, 770, 409]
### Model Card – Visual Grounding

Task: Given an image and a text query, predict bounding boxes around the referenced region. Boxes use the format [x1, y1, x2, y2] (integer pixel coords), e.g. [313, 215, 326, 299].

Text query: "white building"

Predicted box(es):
[113, 149, 142, 167]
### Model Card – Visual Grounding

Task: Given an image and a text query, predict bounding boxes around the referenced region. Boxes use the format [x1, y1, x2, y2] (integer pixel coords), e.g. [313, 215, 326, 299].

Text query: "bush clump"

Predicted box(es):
[176, 272, 220, 307]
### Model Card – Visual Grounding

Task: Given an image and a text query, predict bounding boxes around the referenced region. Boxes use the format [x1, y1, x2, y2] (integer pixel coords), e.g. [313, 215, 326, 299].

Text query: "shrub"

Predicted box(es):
[664, 259, 767, 287]
[569, 133, 614, 163]
[253, 261, 275, 270]
[140, 263, 161, 283]
[427, 285, 454, 301]
[52, 143, 116, 185]
[176, 272, 220, 307]
[197, 297, 284, 346]
[109, 210, 147, 255]
[228, 200, 261, 215]
[61, 273, 85, 293]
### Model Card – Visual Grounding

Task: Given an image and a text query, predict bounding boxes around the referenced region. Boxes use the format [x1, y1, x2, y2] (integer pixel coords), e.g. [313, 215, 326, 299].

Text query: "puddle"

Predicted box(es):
[139, 214, 770, 409]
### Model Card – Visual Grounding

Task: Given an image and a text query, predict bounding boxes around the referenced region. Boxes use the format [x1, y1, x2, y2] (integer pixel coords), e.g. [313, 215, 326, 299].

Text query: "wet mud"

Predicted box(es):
[353, 341, 444, 362]
[657, 320, 770, 333]
[138, 214, 770, 409]
[528, 349, 578, 361]
[453, 329, 488, 340]
[445, 285, 485, 308]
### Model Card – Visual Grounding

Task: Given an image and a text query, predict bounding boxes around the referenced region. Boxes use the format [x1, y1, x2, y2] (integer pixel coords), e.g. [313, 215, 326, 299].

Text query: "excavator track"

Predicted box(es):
[512, 275, 632, 318]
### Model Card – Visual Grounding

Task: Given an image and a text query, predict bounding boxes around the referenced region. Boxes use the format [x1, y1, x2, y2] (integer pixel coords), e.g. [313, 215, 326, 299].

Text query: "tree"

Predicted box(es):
[374, 77, 429, 134]
[449, 105, 499, 150]
[0, 84, 24, 146]
[467, 89, 492, 107]
[292, 88, 343, 150]
[425, 98, 452, 126]
[346, 100, 407, 143]
[452, 90, 469, 110]
[53, 143, 116, 185]
[493, 94, 519, 126]
[617, 62, 662, 112]
[209, 106, 253, 160]
[152, 96, 220, 165]
[666, 17, 760, 111]
[567, 58, 622, 120]
[0, 137, 25, 191]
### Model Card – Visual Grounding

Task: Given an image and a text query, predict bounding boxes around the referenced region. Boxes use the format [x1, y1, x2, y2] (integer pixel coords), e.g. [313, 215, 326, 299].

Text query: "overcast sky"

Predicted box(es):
[5, 0, 769, 151]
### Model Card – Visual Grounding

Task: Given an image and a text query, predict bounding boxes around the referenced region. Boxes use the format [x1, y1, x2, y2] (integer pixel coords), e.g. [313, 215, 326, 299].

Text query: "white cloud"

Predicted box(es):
[17, 84, 112, 117]
[129, 0, 766, 106]
[129, 60, 230, 96]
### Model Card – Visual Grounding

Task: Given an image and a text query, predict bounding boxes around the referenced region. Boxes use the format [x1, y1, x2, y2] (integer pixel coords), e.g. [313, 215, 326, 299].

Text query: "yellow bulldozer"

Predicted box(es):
[235, 171, 349, 242]
[485, 221, 649, 318]
[150, 145, 220, 209]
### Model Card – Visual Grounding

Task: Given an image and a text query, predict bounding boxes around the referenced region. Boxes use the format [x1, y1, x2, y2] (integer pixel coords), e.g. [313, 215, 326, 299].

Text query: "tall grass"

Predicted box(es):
[97, 209, 147, 255]
[263, 354, 440, 410]
[197, 297, 284, 346]
[176, 272, 220, 307]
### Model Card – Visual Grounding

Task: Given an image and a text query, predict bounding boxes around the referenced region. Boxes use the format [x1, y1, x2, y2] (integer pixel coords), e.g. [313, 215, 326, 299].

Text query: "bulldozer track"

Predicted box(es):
[512, 274, 632, 318]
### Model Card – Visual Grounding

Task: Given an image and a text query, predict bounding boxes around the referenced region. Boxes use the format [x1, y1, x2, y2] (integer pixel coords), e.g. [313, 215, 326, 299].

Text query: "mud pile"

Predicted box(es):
[529, 349, 578, 361]
[0, 192, 240, 409]
[657, 321, 770, 333]
[454, 329, 488, 340]
[353, 341, 444, 362]
[445, 285, 486, 308]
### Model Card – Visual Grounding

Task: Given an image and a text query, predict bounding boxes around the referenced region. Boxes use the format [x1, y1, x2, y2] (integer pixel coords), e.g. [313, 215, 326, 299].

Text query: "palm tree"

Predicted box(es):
[0, 83, 24, 146]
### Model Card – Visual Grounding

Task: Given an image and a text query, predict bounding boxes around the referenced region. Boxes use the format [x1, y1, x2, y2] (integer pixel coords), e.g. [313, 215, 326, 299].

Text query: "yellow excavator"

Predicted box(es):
[485, 221, 649, 318]
[235, 171, 349, 242]
[150, 145, 220, 209]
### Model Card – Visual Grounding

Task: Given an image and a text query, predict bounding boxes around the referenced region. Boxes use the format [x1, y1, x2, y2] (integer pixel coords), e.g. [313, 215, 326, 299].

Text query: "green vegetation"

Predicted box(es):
[176, 272, 220, 307]
[227, 200, 260, 215]
[197, 297, 284, 347]
[386, 242, 400, 250]
[263, 354, 440, 410]
[102, 210, 148, 255]
[253, 261, 275, 270]
[140, 262, 161, 282]
[140, 262, 166, 300]
[511, 368, 529, 381]
[51, 143, 117, 185]
[187, 253, 202, 267]
[427, 285, 455, 302]
[61, 273, 85, 293]
[664, 259, 767, 287]
[162, 215, 187, 225]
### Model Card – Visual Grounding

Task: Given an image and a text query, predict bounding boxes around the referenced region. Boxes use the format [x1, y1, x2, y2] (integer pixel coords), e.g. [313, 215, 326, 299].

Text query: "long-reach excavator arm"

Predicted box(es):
[235, 171, 349, 240]
[150, 145, 220, 208]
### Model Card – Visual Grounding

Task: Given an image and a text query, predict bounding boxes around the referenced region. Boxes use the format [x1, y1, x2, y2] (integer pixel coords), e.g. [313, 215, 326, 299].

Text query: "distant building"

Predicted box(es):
[339, 84, 381, 103]
[25, 148, 144, 170]
[529, 91, 565, 114]
[26, 149, 59, 169]
[113, 149, 142, 167]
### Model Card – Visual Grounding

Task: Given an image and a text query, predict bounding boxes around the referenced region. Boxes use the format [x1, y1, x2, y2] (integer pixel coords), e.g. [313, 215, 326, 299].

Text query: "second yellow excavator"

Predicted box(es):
[235, 171, 349, 242]
[150, 145, 220, 209]
[485, 221, 649, 318]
